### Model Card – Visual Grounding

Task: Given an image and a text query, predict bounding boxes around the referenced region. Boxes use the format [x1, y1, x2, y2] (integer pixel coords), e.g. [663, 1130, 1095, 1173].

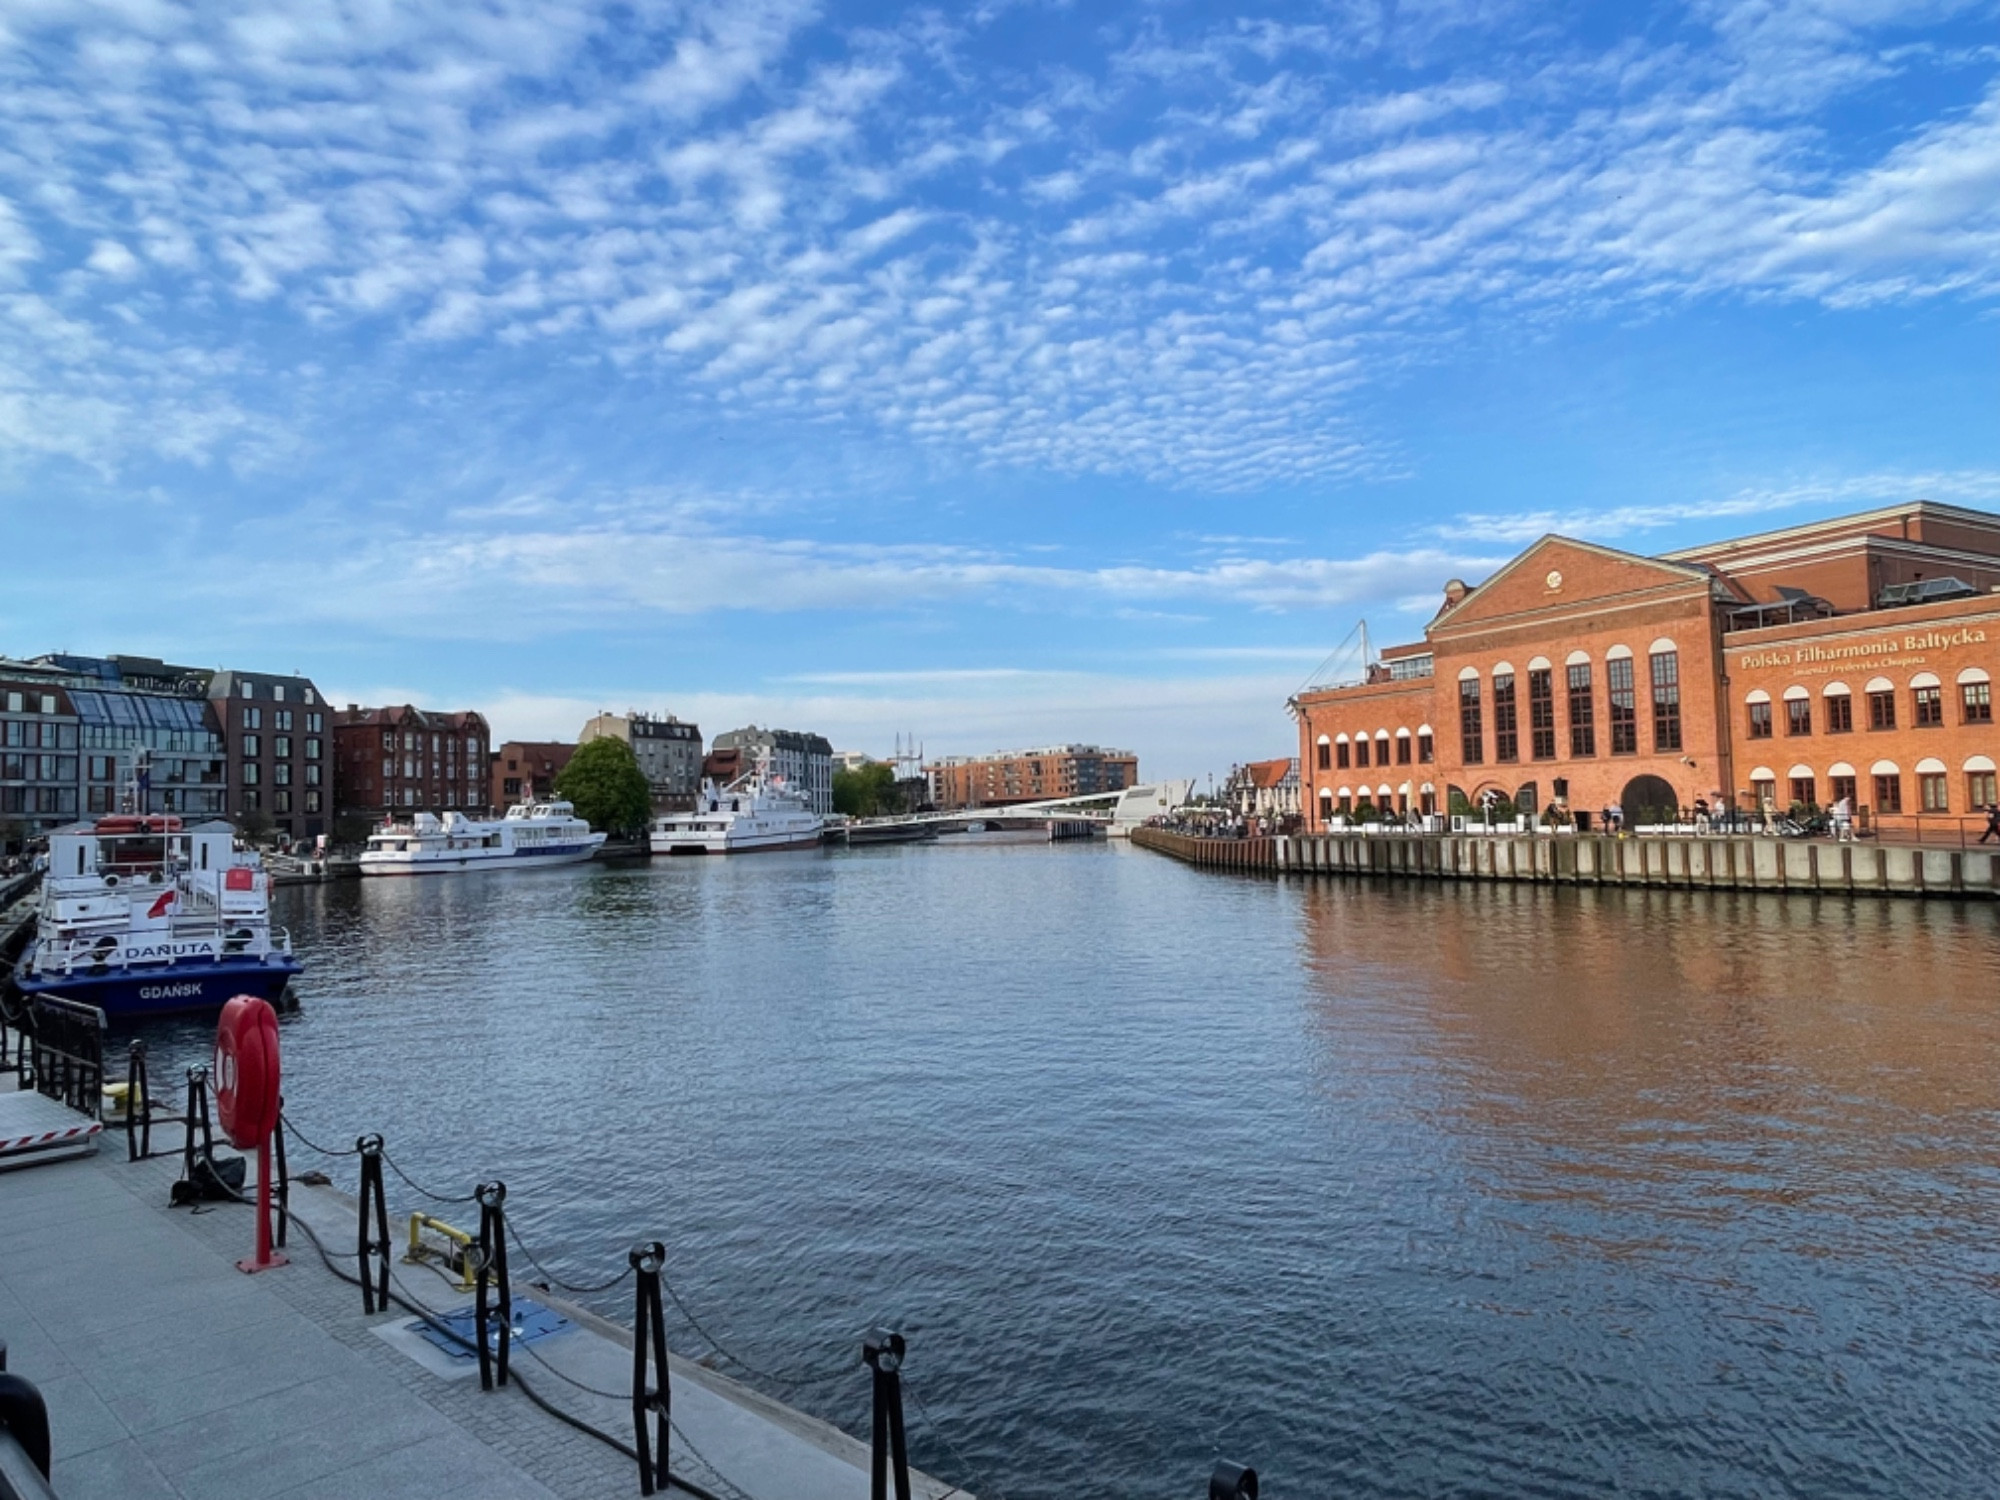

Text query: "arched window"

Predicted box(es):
[1823, 680, 1853, 733]
[1490, 662, 1519, 763]
[1416, 723, 1434, 764]
[1395, 727, 1412, 766]
[1958, 667, 1991, 724]
[1458, 668, 1483, 765]
[1787, 763, 1815, 808]
[1650, 644, 1682, 751]
[1871, 759, 1902, 813]
[1566, 654, 1595, 756]
[1605, 647, 1637, 753]
[1966, 754, 1997, 810]
[1916, 756, 1949, 812]
[1911, 672, 1945, 727]
[1828, 760, 1858, 807]
[1865, 677, 1896, 730]
[1335, 732, 1351, 770]
[1315, 733, 1331, 772]
[1783, 685, 1811, 737]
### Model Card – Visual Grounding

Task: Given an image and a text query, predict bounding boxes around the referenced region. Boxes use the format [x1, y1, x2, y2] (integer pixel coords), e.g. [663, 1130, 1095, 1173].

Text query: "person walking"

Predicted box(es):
[1832, 794, 1853, 842]
[1981, 804, 2000, 845]
[1693, 796, 1710, 834]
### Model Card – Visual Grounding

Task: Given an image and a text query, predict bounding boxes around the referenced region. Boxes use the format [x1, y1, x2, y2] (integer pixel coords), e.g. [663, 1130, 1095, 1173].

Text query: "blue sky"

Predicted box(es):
[1, 0, 1996, 780]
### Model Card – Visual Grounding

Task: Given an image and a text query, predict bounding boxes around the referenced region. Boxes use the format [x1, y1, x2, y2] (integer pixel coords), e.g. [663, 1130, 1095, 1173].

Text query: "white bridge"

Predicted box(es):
[842, 780, 1193, 837]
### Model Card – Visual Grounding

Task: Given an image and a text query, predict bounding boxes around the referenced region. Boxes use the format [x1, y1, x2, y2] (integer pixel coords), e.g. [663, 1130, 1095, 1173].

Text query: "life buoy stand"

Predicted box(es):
[214, 995, 281, 1151]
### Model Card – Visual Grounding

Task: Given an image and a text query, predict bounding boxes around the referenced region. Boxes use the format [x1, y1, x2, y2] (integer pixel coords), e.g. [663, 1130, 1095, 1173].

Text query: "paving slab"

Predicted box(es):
[0, 1088, 971, 1500]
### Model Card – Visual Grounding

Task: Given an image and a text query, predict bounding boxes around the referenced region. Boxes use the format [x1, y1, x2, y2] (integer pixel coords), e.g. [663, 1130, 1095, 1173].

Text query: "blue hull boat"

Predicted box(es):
[13, 952, 302, 1022]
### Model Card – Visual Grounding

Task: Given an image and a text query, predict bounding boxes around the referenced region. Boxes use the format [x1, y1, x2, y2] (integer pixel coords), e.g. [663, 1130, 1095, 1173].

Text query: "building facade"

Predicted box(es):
[1226, 758, 1302, 823]
[1293, 502, 2000, 833]
[580, 712, 702, 810]
[925, 745, 1139, 810]
[0, 677, 79, 847]
[333, 705, 491, 824]
[710, 726, 834, 814]
[207, 670, 330, 843]
[5, 655, 233, 842]
[491, 741, 576, 810]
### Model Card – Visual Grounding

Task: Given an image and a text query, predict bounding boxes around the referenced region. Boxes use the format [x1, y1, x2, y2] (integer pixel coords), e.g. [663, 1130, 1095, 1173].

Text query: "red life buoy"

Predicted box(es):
[214, 995, 281, 1150]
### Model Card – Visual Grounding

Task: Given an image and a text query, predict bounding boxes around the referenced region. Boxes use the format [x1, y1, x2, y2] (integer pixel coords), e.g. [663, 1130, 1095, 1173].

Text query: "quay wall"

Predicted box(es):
[1129, 828, 2000, 899]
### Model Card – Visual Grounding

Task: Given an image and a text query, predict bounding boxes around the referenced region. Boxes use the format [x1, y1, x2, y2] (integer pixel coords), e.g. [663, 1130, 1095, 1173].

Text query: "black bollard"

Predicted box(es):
[180, 1064, 214, 1182]
[629, 1241, 670, 1495]
[1209, 1460, 1258, 1500]
[269, 1096, 290, 1250]
[862, 1328, 912, 1500]
[356, 1135, 390, 1314]
[0, 1371, 51, 1482]
[475, 1181, 511, 1390]
[125, 1041, 150, 1162]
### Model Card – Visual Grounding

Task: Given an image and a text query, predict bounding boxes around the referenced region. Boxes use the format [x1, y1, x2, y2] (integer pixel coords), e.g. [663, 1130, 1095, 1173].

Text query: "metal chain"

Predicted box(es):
[906, 1378, 1007, 1500]
[655, 1274, 847, 1392]
[503, 1219, 636, 1296]
[276, 1109, 360, 1158]
[667, 1416, 759, 1500]
[380, 1148, 479, 1205]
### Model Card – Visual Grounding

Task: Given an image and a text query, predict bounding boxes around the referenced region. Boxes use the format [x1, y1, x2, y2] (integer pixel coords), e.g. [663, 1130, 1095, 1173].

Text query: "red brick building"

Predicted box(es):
[1294, 502, 2000, 833]
[490, 740, 575, 811]
[334, 705, 490, 824]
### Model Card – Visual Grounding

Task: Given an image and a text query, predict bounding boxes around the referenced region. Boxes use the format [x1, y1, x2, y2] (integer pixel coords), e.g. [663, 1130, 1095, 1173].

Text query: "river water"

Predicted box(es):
[141, 838, 2000, 1498]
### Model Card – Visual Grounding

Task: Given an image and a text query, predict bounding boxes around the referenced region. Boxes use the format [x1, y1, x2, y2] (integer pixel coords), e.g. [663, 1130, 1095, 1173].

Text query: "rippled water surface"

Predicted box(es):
[141, 840, 2000, 1497]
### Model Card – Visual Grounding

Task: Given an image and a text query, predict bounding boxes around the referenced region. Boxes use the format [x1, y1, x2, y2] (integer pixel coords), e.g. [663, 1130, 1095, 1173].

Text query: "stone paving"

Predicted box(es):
[0, 1123, 962, 1500]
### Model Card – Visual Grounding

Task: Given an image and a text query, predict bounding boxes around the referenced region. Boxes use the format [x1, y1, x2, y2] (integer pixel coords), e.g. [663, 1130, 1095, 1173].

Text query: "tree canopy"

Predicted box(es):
[832, 761, 899, 817]
[554, 737, 652, 835]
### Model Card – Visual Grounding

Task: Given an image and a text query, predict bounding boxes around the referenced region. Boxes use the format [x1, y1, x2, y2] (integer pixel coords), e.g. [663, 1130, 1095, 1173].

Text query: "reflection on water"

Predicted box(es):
[134, 847, 2000, 1498]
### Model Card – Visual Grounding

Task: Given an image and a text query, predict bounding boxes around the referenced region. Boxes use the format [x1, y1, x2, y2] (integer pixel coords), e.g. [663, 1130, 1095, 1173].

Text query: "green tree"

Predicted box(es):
[832, 762, 898, 817]
[554, 737, 652, 836]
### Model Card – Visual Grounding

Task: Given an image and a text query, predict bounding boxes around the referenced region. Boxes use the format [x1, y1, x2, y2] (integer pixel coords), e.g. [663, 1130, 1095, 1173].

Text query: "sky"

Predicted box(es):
[0, 0, 1996, 782]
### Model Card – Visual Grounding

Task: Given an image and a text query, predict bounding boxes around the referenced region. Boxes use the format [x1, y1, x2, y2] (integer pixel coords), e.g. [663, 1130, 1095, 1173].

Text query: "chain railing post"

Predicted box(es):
[269, 1095, 289, 1250]
[125, 1040, 150, 1162]
[180, 1064, 214, 1184]
[475, 1181, 511, 1390]
[862, 1328, 911, 1500]
[629, 1241, 670, 1495]
[356, 1134, 390, 1314]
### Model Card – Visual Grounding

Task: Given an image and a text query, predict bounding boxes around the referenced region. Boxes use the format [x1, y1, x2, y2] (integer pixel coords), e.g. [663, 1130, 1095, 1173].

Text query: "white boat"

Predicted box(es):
[650, 768, 823, 855]
[359, 799, 606, 876]
[14, 815, 301, 1020]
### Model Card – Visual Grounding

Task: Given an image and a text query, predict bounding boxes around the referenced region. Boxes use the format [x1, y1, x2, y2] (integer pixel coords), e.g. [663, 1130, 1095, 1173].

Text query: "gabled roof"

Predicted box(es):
[1429, 534, 1711, 634]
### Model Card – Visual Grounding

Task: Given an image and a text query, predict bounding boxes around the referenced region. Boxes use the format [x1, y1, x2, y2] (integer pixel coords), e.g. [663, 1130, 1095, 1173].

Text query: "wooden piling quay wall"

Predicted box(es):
[1129, 828, 2000, 899]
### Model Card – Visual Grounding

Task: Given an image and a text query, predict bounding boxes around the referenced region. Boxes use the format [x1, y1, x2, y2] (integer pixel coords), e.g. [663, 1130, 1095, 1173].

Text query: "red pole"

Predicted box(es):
[238, 1136, 288, 1274]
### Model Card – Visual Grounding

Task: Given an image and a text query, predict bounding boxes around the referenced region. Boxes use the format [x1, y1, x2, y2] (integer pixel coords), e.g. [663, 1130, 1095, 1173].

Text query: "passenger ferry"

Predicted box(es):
[12, 815, 302, 1021]
[650, 769, 824, 855]
[359, 799, 605, 876]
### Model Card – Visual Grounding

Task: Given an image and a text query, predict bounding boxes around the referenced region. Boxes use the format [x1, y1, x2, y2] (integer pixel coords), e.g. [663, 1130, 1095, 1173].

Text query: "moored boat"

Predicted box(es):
[359, 799, 606, 875]
[650, 767, 823, 854]
[11, 815, 302, 1021]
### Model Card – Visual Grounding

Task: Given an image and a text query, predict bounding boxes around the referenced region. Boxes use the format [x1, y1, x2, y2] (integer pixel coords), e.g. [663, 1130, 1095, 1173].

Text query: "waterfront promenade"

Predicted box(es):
[1134, 825, 2000, 897]
[0, 1123, 959, 1500]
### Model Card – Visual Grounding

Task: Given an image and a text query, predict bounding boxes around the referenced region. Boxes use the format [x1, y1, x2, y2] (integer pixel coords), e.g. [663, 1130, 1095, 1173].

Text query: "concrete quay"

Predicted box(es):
[1132, 826, 2000, 898]
[0, 1116, 963, 1500]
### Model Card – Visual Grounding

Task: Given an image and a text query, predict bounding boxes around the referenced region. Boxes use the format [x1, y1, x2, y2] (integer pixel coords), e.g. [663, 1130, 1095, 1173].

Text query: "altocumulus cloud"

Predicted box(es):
[0, 0, 1995, 490]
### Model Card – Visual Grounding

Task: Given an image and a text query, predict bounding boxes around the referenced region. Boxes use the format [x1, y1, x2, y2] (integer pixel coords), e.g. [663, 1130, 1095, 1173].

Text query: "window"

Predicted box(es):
[1874, 773, 1902, 813]
[39, 695, 55, 715]
[1831, 774, 1857, 807]
[4, 692, 17, 712]
[1919, 772, 1948, 812]
[306, 738, 320, 759]
[274, 685, 286, 702]
[1868, 690, 1896, 730]
[1528, 669, 1556, 759]
[241, 681, 253, 698]
[403, 787, 416, 807]
[1970, 771, 1998, 808]
[1790, 776, 1815, 808]
[1316, 741, 1330, 771]
[1608, 657, 1638, 754]
[305, 790, 322, 814]
[382, 757, 394, 780]
[88, 756, 113, 781]
[1393, 734, 1409, 766]
[1963, 683, 1991, 723]
[242, 734, 260, 757]
[1747, 701, 1773, 739]
[306, 763, 322, 786]
[382, 730, 395, 749]
[275, 789, 292, 813]
[1354, 737, 1369, 768]
[242, 789, 261, 811]
[1417, 731, 1433, 764]
[274, 736, 291, 759]
[1914, 685, 1944, 726]
[308, 713, 323, 733]
[1492, 673, 1519, 762]
[241, 762, 260, 785]
[305, 688, 316, 705]
[1459, 678, 1484, 764]
[242, 706, 261, 730]
[1336, 740, 1350, 769]
[1651, 650, 1681, 752]
[1826, 692, 1852, 733]
[1785, 697, 1811, 736]
[274, 763, 291, 786]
